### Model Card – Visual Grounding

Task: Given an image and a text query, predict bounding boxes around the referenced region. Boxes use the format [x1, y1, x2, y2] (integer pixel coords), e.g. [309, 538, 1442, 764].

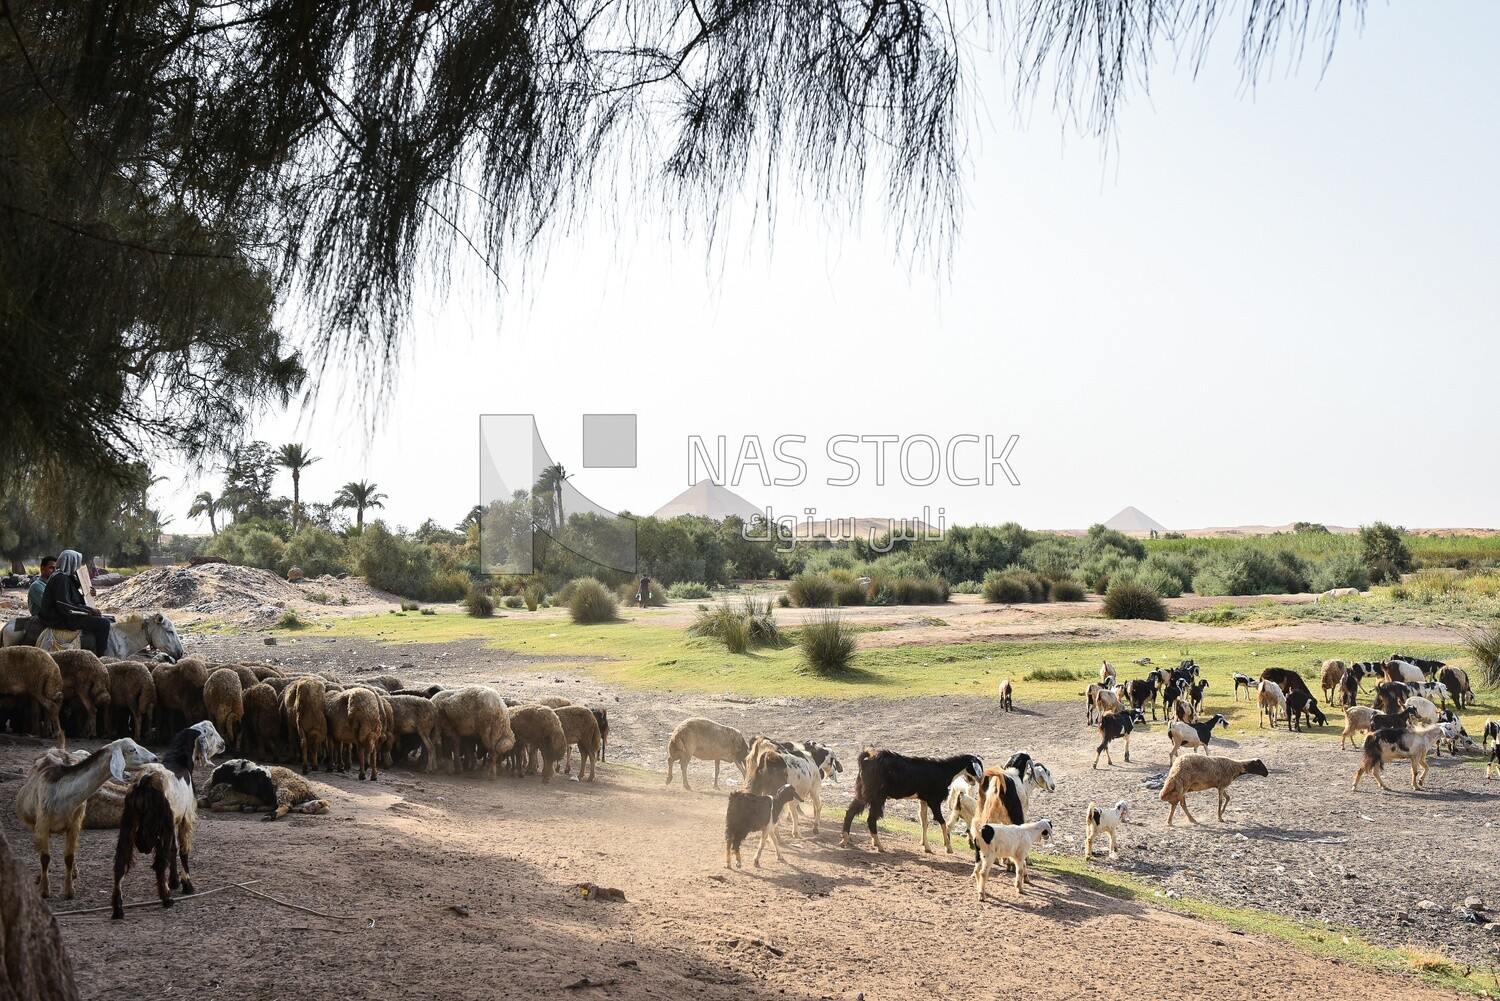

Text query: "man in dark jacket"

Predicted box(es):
[38, 550, 111, 655]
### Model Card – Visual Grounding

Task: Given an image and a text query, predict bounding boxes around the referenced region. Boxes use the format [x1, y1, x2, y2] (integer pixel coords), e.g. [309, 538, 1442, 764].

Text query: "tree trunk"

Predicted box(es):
[292, 469, 302, 532]
[9, 558, 24, 575]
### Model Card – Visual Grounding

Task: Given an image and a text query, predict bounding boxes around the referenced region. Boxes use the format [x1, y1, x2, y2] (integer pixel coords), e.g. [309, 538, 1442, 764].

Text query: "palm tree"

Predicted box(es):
[188, 491, 220, 536]
[535, 464, 569, 535]
[333, 481, 386, 532]
[276, 443, 320, 532]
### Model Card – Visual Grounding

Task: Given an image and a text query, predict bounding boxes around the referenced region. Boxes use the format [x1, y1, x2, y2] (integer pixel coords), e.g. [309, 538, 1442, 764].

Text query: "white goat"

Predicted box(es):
[1084, 800, 1132, 859]
[1257, 680, 1286, 729]
[973, 820, 1053, 899]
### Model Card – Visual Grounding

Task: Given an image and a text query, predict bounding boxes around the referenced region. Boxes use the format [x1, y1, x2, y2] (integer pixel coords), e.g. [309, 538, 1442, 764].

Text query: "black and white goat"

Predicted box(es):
[1119, 678, 1158, 721]
[1167, 714, 1228, 759]
[111, 721, 224, 919]
[725, 785, 801, 868]
[1084, 800, 1131, 859]
[1483, 719, 1500, 750]
[1284, 691, 1327, 732]
[1093, 710, 1140, 768]
[841, 749, 983, 854]
[1232, 674, 1256, 701]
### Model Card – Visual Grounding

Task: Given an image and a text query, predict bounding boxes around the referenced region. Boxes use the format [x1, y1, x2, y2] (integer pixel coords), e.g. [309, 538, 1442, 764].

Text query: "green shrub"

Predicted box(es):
[777, 594, 791, 608]
[1466, 624, 1500, 687]
[742, 598, 781, 648]
[307, 590, 331, 604]
[799, 613, 856, 675]
[1308, 553, 1370, 593]
[400, 599, 420, 612]
[1023, 666, 1085, 682]
[419, 606, 435, 615]
[1179, 604, 1245, 625]
[667, 582, 713, 600]
[688, 598, 781, 653]
[952, 580, 982, 594]
[353, 522, 434, 600]
[1048, 579, 1086, 602]
[282, 527, 350, 578]
[502, 594, 524, 608]
[465, 585, 495, 618]
[982, 571, 1032, 604]
[523, 586, 543, 611]
[1360, 522, 1413, 584]
[1134, 566, 1183, 599]
[555, 579, 579, 606]
[788, 574, 836, 608]
[424, 571, 470, 603]
[568, 578, 619, 624]
[1192, 545, 1306, 597]
[1140, 552, 1194, 595]
[275, 610, 306, 629]
[833, 580, 868, 607]
[1103, 580, 1168, 621]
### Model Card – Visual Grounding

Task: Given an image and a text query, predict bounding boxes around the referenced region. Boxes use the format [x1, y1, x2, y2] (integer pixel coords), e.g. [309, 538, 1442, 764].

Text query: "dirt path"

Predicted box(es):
[0, 746, 1482, 1001]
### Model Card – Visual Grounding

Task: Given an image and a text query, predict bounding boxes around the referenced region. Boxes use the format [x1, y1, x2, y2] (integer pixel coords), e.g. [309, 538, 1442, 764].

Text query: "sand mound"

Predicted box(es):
[103, 564, 400, 618]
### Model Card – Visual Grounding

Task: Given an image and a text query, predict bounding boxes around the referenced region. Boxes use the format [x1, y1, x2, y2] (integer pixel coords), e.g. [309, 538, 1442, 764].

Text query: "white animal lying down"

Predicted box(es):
[972, 820, 1053, 900]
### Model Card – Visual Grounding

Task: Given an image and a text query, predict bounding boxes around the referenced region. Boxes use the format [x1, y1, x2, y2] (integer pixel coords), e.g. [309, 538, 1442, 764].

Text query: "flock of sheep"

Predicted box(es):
[678, 651, 1497, 902]
[0, 643, 611, 918]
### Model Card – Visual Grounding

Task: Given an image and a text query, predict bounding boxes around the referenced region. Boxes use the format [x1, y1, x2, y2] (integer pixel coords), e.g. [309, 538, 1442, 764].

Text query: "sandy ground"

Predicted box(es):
[0, 739, 1484, 1001]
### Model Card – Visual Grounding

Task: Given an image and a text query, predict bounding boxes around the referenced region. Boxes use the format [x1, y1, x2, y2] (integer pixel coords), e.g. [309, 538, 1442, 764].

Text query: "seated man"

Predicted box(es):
[18, 555, 56, 645]
[38, 550, 112, 655]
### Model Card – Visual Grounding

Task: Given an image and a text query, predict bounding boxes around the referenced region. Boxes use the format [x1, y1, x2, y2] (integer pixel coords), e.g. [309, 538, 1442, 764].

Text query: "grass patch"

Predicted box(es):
[1177, 604, 1247, 626]
[1022, 666, 1087, 683]
[274, 610, 308, 630]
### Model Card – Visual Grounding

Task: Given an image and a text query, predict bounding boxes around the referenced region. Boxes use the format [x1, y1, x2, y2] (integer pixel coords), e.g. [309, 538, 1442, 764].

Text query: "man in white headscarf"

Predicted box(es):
[37, 549, 112, 655]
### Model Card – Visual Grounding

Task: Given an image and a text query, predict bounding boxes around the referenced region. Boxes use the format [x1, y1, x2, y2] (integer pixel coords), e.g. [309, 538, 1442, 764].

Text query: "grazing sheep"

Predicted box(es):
[105, 660, 155, 743]
[324, 688, 385, 780]
[365, 674, 405, 693]
[536, 695, 572, 709]
[1284, 691, 1327, 732]
[214, 663, 259, 691]
[0, 648, 65, 737]
[431, 686, 516, 778]
[240, 683, 289, 762]
[997, 679, 1013, 713]
[1353, 724, 1445, 792]
[197, 760, 330, 820]
[972, 820, 1053, 899]
[110, 722, 225, 919]
[282, 676, 329, 774]
[1384, 659, 1427, 685]
[665, 718, 749, 791]
[1257, 680, 1286, 729]
[1084, 800, 1131, 859]
[1160, 756, 1269, 825]
[842, 749, 984, 854]
[16, 739, 158, 898]
[1437, 666, 1474, 708]
[1320, 660, 1347, 704]
[388, 694, 442, 773]
[1093, 710, 1139, 768]
[248, 665, 285, 683]
[202, 668, 245, 751]
[1167, 715, 1228, 759]
[554, 705, 602, 781]
[151, 657, 209, 737]
[52, 650, 111, 739]
[724, 785, 801, 868]
[508, 705, 567, 781]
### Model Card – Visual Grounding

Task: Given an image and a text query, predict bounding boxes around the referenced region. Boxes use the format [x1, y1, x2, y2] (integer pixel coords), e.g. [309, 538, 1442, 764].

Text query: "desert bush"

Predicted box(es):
[1023, 666, 1085, 682]
[833, 579, 868, 607]
[1179, 604, 1246, 625]
[777, 594, 791, 608]
[1103, 580, 1167, 621]
[281, 526, 350, 578]
[353, 522, 435, 600]
[307, 590, 331, 604]
[424, 571, 471, 603]
[688, 598, 781, 653]
[982, 571, 1030, 604]
[399, 599, 419, 611]
[1308, 553, 1371, 593]
[275, 610, 306, 629]
[502, 594, 524, 608]
[788, 574, 836, 608]
[952, 580, 981, 594]
[554, 579, 578, 606]
[1192, 545, 1306, 596]
[523, 586, 544, 611]
[667, 581, 713, 600]
[1466, 625, 1500, 687]
[1133, 566, 1184, 599]
[420, 606, 436, 615]
[465, 585, 495, 618]
[1140, 552, 1194, 595]
[799, 614, 856, 675]
[1048, 579, 1087, 602]
[1360, 522, 1413, 584]
[568, 578, 619, 624]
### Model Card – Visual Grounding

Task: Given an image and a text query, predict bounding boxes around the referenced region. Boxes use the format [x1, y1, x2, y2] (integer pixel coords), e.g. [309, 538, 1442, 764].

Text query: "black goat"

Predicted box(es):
[1370, 706, 1416, 733]
[725, 785, 801, 868]
[1285, 690, 1327, 732]
[1437, 667, 1474, 708]
[1093, 710, 1140, 768]
[592, 708, 609, 760]
[1339, 670, 1361, 708]
[841, 749, 983, 854]
[1120, 678, 1159, 720]
[1374, 682, 1412, 715]
[1188, 679, 1209, 713]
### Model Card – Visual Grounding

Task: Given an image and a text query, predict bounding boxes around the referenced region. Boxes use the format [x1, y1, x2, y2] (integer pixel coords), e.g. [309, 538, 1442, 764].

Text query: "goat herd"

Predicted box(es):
[2, 642, 1497, 918]
[686, 652, 1498, 902]
[0, 645, 609, 919]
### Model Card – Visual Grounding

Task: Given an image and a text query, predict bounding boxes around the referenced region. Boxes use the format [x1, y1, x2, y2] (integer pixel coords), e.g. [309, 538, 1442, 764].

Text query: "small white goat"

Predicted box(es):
[1257, 680, 1286, 729]
[1404, 696, 1440, 725]
[1084, 800, 1131, 859]
[973, 820, 1053, 899]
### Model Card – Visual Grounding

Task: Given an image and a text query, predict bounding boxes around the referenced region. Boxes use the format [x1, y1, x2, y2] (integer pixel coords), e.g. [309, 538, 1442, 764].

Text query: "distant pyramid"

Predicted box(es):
[1104, 506, 1169, 537]
[652, 481, 761, 521]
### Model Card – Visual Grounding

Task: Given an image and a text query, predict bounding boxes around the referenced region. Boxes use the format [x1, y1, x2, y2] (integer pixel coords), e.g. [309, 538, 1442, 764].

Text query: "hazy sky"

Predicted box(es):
[165, 2, 1500, 536]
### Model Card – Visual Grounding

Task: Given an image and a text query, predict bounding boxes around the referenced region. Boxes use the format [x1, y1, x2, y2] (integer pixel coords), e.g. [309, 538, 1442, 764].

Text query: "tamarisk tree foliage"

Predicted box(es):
[1, 0, 1362, 537]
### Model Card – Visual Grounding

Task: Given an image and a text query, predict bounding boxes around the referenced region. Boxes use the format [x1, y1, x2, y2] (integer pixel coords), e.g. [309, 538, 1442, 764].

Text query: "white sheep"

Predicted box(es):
[972, 820, 1053, 899]
[1257, 680, 1286, 729]
[1084, 800, 1131, 859]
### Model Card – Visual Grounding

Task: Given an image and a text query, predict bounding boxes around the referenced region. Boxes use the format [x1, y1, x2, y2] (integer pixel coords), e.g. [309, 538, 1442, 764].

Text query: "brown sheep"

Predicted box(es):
[281, 676, 329, 774]
[105, 660, 156, 742]
[222, 663, 260, 690]
[388, 695, 441, 773]
[248, 664, 285, 682]
[554, 705, 602, 781]
[261, 675, 297, 696]
[240, 682, 289, 762]
[52, 650, 112, 739]
[151, 657, 209, 735]
[536, 695, 572, 709]
[202, 668, 245, 750]
[324, 687, 384, 780]
[1160, 756, 1269, 825]
[508, 705, 567, 781]
[665, 718, 749, 790]
[431, 686, 516, 778]
[0, 648, 65, 738]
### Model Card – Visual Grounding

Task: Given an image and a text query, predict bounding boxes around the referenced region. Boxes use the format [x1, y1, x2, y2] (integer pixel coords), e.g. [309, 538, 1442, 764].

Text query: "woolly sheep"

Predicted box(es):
[0, 647, 64, 737]
[151, 657, 209, 736]
[105, 660, 156, 743]
[387, 694, 442, 773]
[508, 705, 567, 781]
[241, 682, 289, 762]
[554, 705, 602, 781]
[666, 718, 749, 791]
[198, 759, 330, 820]
[203, 668, 245, 751]
[431, 686, 516, 778]
[324, 688, 384, 781]
[52, 650, 111, 739]
[282, 676, 330, 774]
[1160, 756, 1268, 825]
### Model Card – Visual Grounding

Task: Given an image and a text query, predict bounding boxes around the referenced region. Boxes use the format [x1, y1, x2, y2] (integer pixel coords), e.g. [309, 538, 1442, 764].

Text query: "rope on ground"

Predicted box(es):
[232, 881, 356, 920]
[53, 879, 261, 916]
